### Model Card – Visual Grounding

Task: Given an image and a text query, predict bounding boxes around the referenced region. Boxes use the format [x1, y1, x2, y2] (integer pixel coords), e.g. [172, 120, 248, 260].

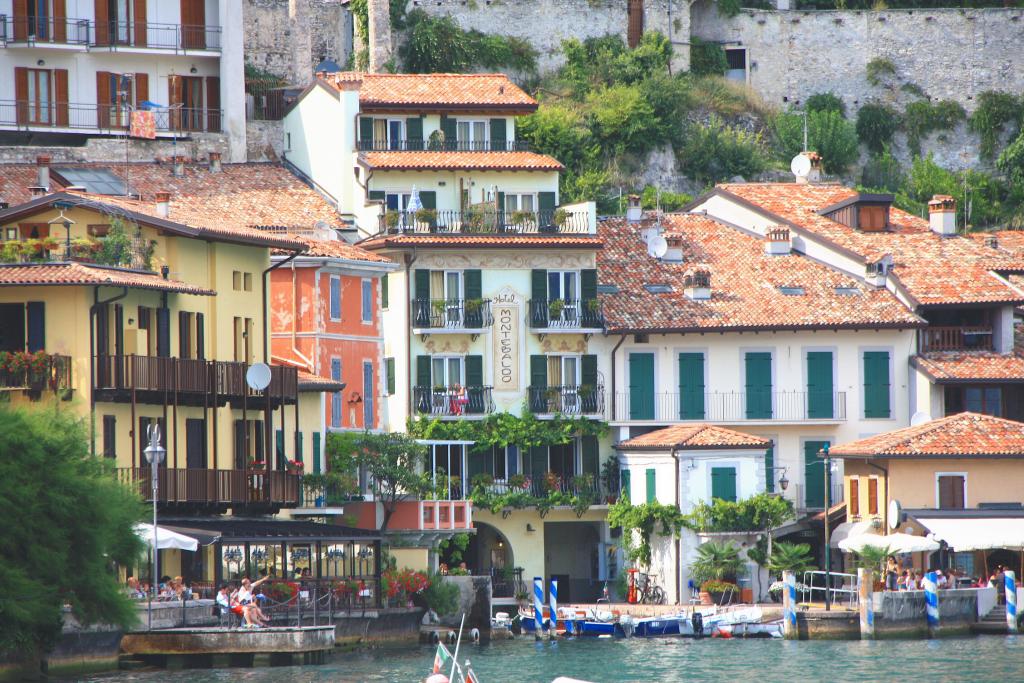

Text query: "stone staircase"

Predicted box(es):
[972, 604, 1009, 634]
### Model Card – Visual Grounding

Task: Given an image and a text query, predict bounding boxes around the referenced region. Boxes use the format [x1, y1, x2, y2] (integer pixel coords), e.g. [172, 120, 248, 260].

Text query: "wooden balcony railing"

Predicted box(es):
[0, 353, 72, 396]
[919, 326, 993, 352]
[117, 467, 300, 507]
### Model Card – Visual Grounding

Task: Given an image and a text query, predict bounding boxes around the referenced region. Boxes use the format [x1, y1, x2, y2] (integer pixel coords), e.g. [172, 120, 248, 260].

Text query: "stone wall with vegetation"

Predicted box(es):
[244, 0, 353, 83]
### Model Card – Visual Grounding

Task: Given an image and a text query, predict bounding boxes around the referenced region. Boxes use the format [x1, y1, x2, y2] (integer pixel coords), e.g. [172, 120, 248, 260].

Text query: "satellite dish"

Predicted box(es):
[246, 363, 272, 391]
[910, 411, 931, 426]
[648, 234, 668, 259]
[888, 499, 902, 529]
[790, 153, 812, 179]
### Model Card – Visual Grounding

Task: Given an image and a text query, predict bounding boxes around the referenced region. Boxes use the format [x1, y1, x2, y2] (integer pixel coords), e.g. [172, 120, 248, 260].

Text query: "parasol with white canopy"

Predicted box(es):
[838, 532, 940, 555]
[133, 523, 199, 551]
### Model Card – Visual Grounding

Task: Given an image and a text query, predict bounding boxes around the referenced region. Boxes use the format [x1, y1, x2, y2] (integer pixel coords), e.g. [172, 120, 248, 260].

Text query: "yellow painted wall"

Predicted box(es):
[392, 548, 430, 572]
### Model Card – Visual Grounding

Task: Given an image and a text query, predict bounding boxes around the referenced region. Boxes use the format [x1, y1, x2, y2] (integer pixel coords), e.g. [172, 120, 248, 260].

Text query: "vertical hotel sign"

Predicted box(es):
[492, 292, 520, 392]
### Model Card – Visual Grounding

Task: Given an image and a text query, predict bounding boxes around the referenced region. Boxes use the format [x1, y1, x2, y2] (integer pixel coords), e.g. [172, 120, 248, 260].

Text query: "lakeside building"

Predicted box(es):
[829, 412, 1024, 581]
[0, 157, 380, 594]
[0, 0, 246, 160]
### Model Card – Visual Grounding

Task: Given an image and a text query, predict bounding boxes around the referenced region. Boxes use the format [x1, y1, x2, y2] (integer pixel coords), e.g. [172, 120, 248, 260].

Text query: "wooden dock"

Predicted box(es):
[120, 625, 335, 667]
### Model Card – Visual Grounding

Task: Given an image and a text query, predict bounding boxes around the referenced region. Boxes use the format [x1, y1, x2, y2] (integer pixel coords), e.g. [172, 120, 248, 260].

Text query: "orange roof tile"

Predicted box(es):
[712, 183, 1024, 307]
[0, 262, 214, 294]
[271, 234, 394, 263]
[828, 412, 1024, 458]
[360, 150, 563, 172]
[321, 72, 537, 111]
[359, 234, 603, 250]
[913, 351, 1024, 382]
[297, 370, 346, 392]
[618, 424, 770, 450]
[597, 213, 922, 333]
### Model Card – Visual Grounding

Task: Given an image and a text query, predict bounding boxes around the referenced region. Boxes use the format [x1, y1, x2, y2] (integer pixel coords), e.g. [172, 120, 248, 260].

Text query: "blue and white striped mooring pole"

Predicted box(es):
[923, 571, 939, 634]
[549, 578, 558, 635]
[782, 570, 797, 639]
[857, 568, 875, 639]
[533, 577, 545, 638]
[1005, 571, 1018, 634]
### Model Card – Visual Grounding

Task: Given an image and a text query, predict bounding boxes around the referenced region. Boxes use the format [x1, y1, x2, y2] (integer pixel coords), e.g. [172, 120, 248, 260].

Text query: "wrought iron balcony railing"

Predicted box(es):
[1, 16, 90, 44]
[378, 209, 591, 235]
[412, 298, 493, 330]
[528, 298, 604, 329]
[528, 384, 605, 416]
[0, 17, 221, 50]
[0, 100, 222, 133]
[413, 385, 495, 416]
[357, 139, 531, 152]
[614, 390, 848, 422]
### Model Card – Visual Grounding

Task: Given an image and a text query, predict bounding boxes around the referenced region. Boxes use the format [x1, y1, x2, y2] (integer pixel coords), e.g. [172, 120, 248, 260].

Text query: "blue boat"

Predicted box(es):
[517, 609, 617, 637]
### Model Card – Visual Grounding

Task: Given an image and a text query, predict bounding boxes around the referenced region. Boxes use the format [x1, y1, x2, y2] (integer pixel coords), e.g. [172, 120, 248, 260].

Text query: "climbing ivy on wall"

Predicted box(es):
[407, 410, 608, 450]
[970, 91, 1024, 160]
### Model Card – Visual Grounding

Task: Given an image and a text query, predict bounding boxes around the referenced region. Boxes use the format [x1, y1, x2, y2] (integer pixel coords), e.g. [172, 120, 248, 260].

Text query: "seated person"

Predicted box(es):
[232, 575, 271, 627]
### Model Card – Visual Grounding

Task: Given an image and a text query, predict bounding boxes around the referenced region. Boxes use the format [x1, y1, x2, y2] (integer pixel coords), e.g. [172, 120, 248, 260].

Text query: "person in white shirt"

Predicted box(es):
[232, 575, 270, 627]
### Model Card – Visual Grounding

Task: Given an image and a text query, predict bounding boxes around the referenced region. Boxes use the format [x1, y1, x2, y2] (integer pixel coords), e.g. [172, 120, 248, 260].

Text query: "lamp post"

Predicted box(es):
[821, 446, 832, 611]
[143, 423, 166, 631]
[765, 466, 790, 558]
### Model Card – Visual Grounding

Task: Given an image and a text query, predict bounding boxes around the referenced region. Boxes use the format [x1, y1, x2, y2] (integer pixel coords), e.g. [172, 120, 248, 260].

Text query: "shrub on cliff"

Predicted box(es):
[773, 109, 859, 174]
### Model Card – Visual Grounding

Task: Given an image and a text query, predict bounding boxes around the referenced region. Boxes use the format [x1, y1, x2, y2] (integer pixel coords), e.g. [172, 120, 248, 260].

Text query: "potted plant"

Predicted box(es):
[427, 129, 446, 151]
[508, 474, 527, 490]
[463, 207, 484, 232]
[543, 471, 561, 493]
[601, 458, 620, 503]
[302, 473, 327, 506]
[286, 458, 304, 474]
[415, 207, 437, 229]
[571, 472, 594, 495]
[701, 579, 740, 606]
[0, 241, 25, 263]
[71, 237, 99, 261]
[552, 208, 568, 228]
[547, 298, 565, 320]
[510, 209, 534, 229]
[384, 210, 401, 233]
[690, 539, 742, 604]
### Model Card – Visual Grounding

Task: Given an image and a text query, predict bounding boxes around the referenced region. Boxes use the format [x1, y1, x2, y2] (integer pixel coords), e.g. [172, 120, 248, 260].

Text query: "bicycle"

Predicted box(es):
[637, 572, 666, 605]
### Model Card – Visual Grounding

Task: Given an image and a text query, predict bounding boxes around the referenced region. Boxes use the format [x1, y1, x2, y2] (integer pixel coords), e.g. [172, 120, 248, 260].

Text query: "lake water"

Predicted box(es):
[84, 635, 1024, 683]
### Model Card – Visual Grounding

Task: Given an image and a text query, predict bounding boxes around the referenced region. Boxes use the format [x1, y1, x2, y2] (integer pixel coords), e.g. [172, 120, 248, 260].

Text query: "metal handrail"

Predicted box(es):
[528, 298, 604, 329]
[801, 570, 859, 608]
[614, 390, 848, 422]
[0, 100, 222, 133]
[412, 298, 494, 329]
[378, 209, 591, 235]
[527, 384, 605, 416]
[413, 385, 494, 416]
[357, 139, 531, 152]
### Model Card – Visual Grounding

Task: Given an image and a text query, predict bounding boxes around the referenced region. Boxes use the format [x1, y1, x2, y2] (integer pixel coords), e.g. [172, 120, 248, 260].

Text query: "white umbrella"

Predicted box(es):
[407, 185, 423, 212]
[134, 523, 199, 551]
[838, 532, 939, 555]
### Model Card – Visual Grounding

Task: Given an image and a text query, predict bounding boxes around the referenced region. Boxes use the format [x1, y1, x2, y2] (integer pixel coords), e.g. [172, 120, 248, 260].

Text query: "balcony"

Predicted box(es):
[412, 298, 493, 334]
[919, 326, 993, 353]
[377, 209, 592, 236]
[117, 467, 300, 511]
[613, 390, 848, 424]
[0, 101, 222, 135]
[0, 352, 72, 397]
[413, 385, 495, 417]
[357, 139, 531, 152]
[793, 480, 845, 512]
[0, 17, 221, 51]
[470, 473, 620, 512]
[528, 384, 605, 417]
[93, 355, 298, 407]
[528, 298, 604, 332]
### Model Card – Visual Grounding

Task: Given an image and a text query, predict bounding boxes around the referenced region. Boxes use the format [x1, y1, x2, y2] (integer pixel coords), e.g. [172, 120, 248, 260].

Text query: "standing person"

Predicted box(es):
[885, 557, 899, 591]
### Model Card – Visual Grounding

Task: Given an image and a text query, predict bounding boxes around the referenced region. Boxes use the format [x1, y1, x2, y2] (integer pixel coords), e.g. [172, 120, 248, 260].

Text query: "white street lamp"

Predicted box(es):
[143, 423, 166, 631]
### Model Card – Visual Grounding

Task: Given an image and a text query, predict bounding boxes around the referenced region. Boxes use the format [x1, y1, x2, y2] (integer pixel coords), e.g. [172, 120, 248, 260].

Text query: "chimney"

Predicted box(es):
[172, 156, 185, 177]
[984, 234, 999, 250]
[765, 226, 791, 256]
[865, 254, 892, 288]
[29, 185, 47, 198]
[928, 194, 957, 236]
[683, 265, 712, 301]
[36, 155, 51, 189]
[663, 235, 684, 263]
[155, 191, 171, 218]
[805, 151, 822, 183]
[626, 194, 642, 222]
[208, 151, 222, 173]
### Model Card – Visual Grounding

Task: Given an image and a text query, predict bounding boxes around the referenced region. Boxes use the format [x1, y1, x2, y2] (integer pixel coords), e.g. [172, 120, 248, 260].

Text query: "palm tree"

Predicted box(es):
[765, 541, 816, 576]
[690, 540, 742, 585]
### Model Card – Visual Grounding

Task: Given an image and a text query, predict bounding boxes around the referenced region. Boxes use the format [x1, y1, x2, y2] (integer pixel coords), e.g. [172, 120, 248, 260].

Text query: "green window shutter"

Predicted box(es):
[806, 351, 834, 419]
[296, 431, 304, 464]
[312, 432, 321, 474]
[420, 190, 436, 209]
[803, 441, 830, 508]
[381, 274, 389, 309]
[465, 355, 483, 387]
[529, 354, 547, 412]
[464, 269, 482, 327]
[645, 468, 657, 503]
[580, 269, 597, 301]
[529, 446, 547, 482]
[744, 352, 773, 419]
[368, 190, 385, 201]
[628, 352, 655, 420]
[531, 269, 548, 326]
[414, 269, 430, 300]
[765, 444, 774, 493]
[489, 118, 507, 151]
[441, 115, 457, 149]
[581, 435, 599, 477]
[386, 357, 396, 395]
[416, 355, 431, 388]
[711, 467, 737, 502]
[406, 116, 423, 150]
[538, 191, 557, 225]
[26, 301, 45, 352]
[464, 269, 482, 299]
[359, 116, 374, 146]
[581, 354, 598, 413]
[275, 429, 285, 470]
[467, 447, 486, 483]
[621, 469, 631, 501]
[678, 352, 705, 420]
[864, 351, 891, 418]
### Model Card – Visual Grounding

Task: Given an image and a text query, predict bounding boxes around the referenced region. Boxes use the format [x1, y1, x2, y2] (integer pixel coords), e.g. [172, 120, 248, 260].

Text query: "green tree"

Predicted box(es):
[678, 116, 767, 185]
[517, 104, 597, 177]
[856, 103, 901, 154]
[607, 498, 686, 568]
[773, 109, 859, 175]
[997, 130, 1024, 185]
[689, 38, 728, 77]
[689, 540, 742, 585]
[328, 431, 429, 531]
[765, 542, 816, 575]
[805, 92, 846, 118]
[585, 83, 659, 157]
[0, 403, 144, 659]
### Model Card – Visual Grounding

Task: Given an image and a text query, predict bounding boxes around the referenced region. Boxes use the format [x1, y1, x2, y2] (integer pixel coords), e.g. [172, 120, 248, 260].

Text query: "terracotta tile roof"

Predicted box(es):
[828, 412, 1024, 458]
[618, 424, 770, 450]
[0, 161, 343, 248]
[0, 262, 215, 294]
[297, 370, 346, 392]
[360, 150, 563, 172]
[320, 72, 537, 111]
[713, 183, 1024, 307]
[597, 213, 922, 333]
[358, 234, 603, 250]
[913, 352, 1024, 382]
[270, 234, 393, 263]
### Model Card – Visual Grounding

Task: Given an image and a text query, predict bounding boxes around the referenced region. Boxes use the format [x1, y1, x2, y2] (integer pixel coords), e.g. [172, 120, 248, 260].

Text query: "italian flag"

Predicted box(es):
[465, 668, 479, 683]
[432, 643, 453, 674]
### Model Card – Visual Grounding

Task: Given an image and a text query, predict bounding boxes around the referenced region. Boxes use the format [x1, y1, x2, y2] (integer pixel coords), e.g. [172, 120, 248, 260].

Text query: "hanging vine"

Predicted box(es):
[407, 409, 608, 451]
[607, 498, 687, 568]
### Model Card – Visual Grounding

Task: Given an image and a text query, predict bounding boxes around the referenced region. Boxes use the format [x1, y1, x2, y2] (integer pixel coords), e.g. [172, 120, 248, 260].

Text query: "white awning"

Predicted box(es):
[134, 523, 199, 551]
[829, 520, 878, 548]
[918, 517, 1024, 552]
[838, 532, 939, 554]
